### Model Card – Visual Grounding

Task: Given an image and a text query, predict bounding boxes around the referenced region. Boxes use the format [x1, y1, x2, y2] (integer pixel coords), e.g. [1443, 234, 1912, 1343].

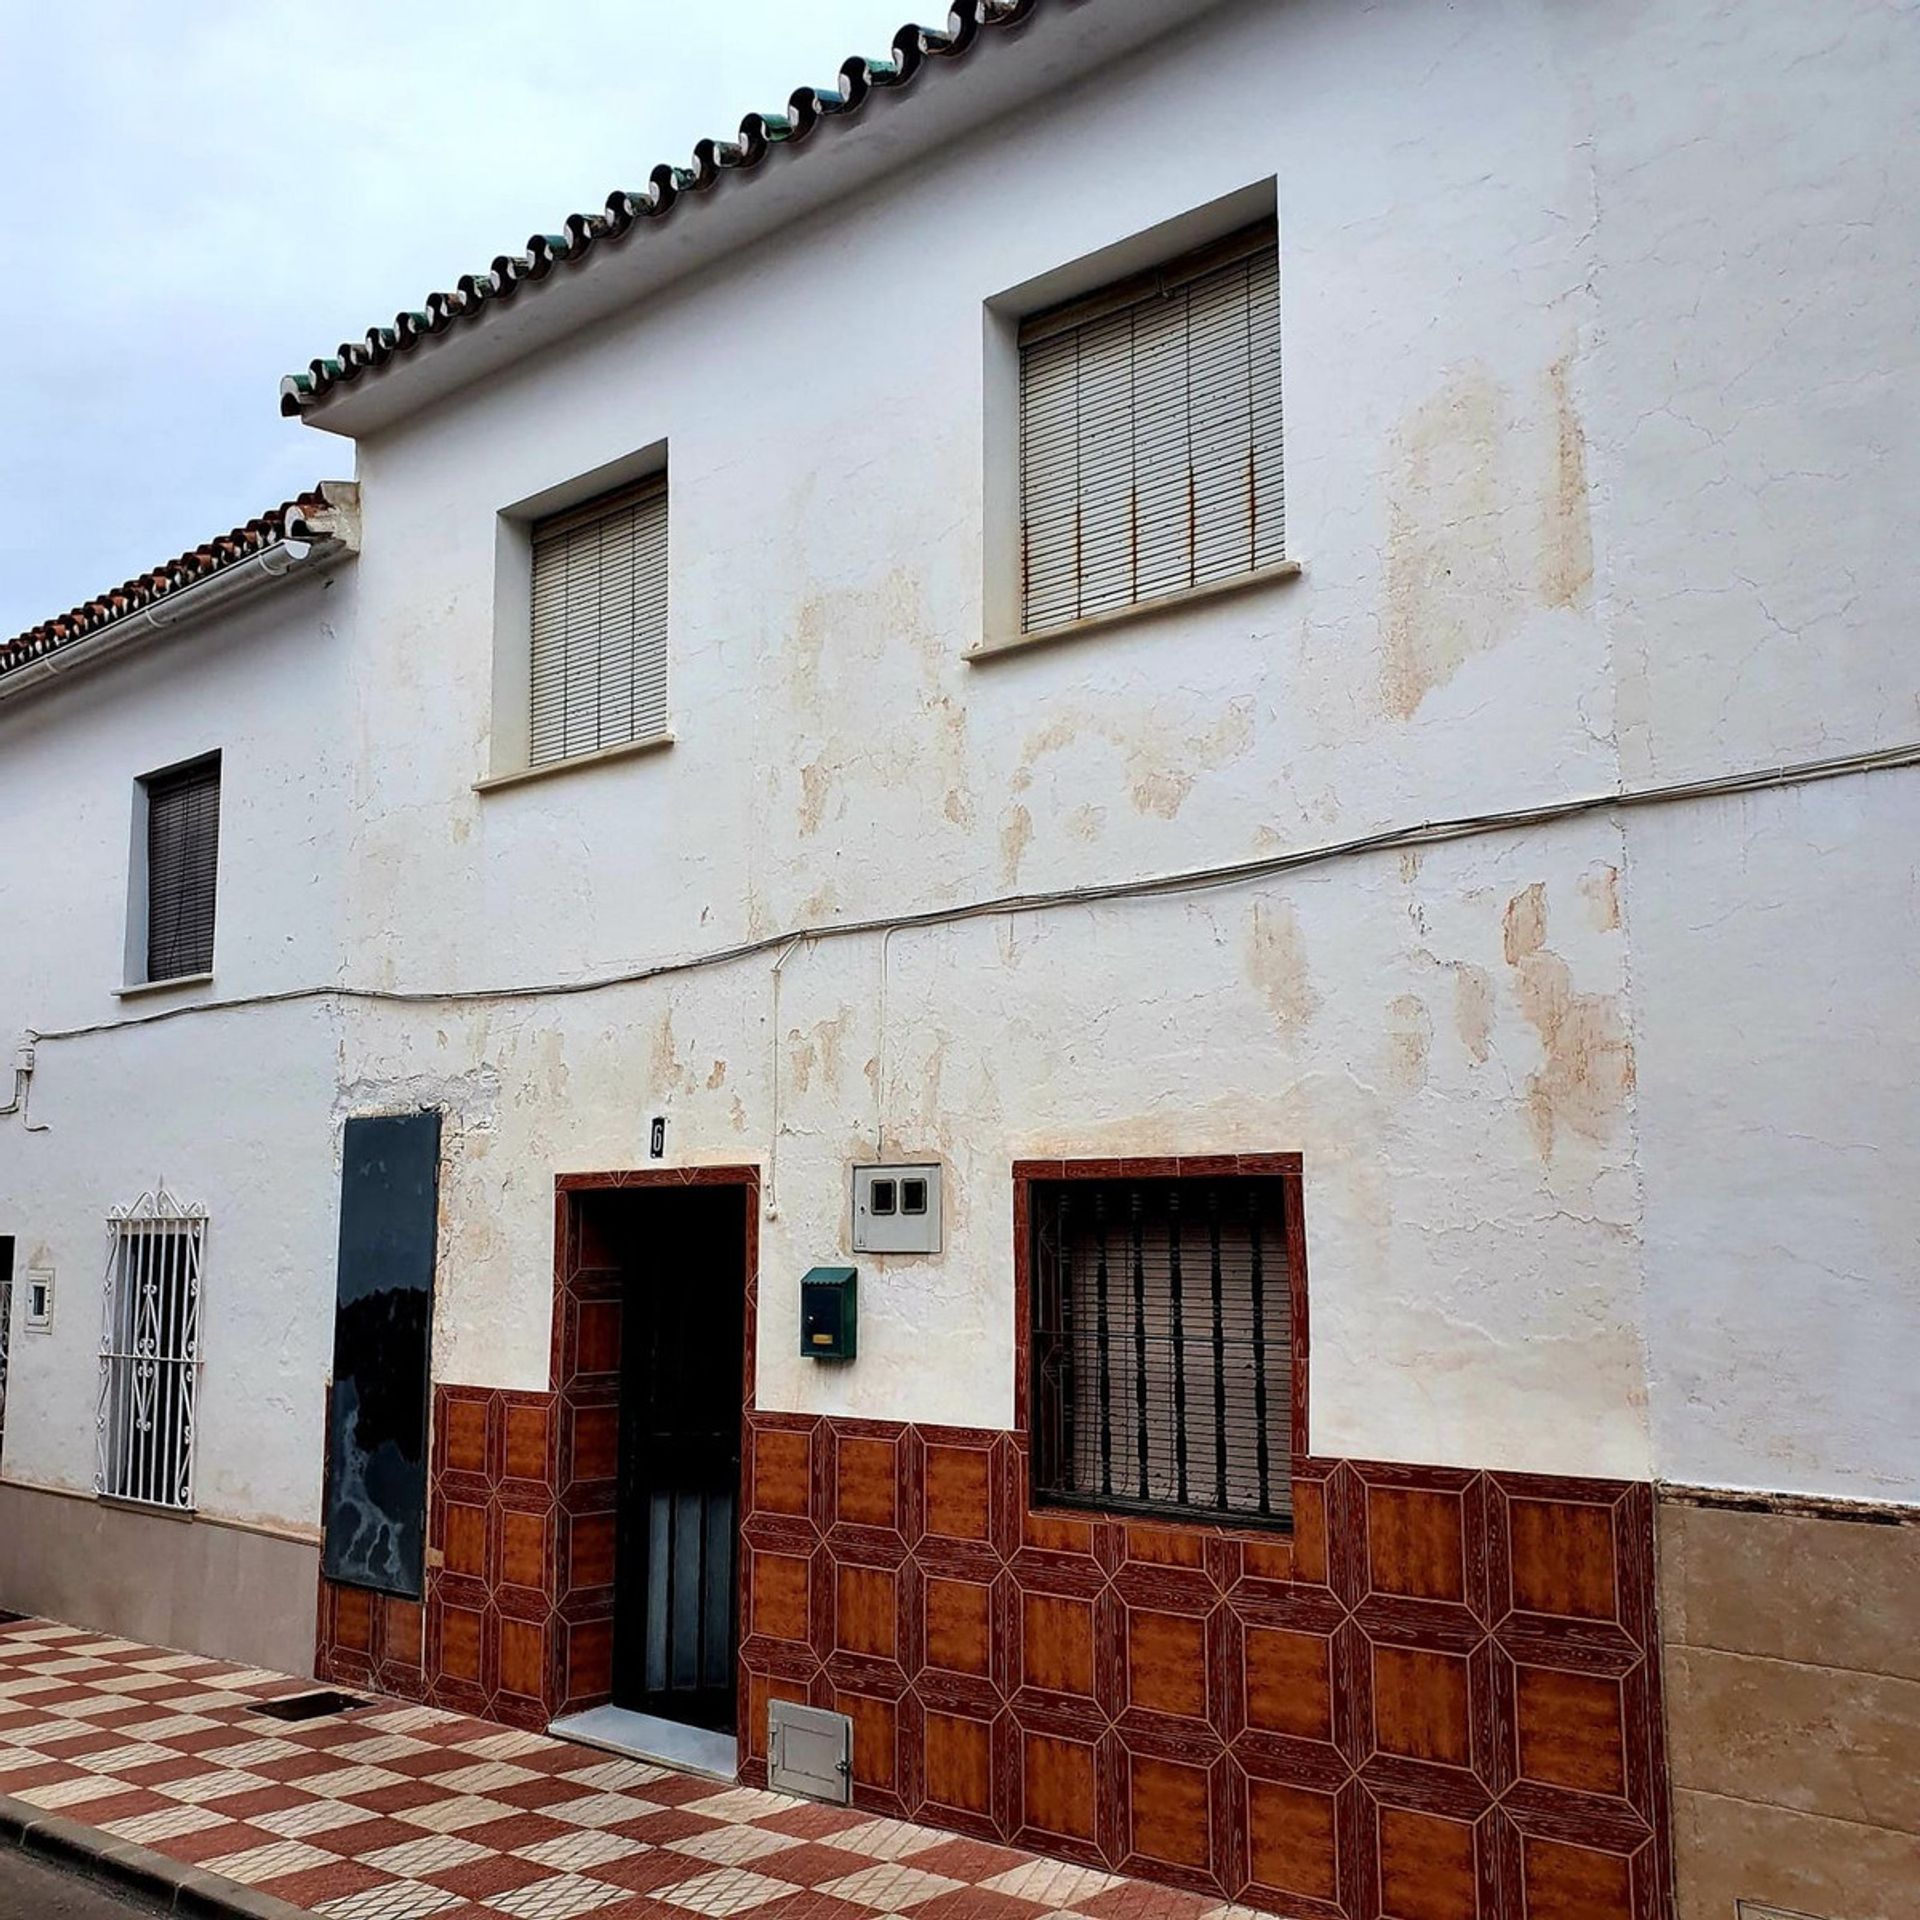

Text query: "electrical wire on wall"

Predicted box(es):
[12, 736, 1919, 1079]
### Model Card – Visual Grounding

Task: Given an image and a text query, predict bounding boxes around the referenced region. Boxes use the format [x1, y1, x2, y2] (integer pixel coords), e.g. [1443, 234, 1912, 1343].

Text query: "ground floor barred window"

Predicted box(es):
[1029, 1167, 1299, 1527]
[96, 1188, 206, 1512]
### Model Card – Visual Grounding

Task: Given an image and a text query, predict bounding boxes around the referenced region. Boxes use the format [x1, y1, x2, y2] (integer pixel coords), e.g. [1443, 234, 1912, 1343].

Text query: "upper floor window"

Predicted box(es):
[1028, 1163, 1301, 1528]
[1018, 224, 1284, 636]
[140, 754, 220, 982]
[529, 476, 669, 768]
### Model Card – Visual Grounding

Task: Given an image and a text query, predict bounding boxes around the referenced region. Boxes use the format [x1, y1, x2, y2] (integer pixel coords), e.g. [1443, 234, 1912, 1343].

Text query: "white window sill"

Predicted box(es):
[475, 730, 675, 795]
[969, 557, 1303, 663]
[95, 1492, 196, 1522]
[114, 971, 215, 1001]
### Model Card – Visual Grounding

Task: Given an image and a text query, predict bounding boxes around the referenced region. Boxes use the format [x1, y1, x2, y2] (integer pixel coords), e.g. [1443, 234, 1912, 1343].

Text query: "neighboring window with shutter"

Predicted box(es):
[1029, 1168, 1299, 1528]
[1018, 224, 1284, 636]
[142, 755, 219, 981]
[529, 477, 669, 767]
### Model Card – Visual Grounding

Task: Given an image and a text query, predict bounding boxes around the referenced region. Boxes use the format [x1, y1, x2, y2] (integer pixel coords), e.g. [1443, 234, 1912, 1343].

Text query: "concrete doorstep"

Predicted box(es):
[0, 1791, 310, 1920]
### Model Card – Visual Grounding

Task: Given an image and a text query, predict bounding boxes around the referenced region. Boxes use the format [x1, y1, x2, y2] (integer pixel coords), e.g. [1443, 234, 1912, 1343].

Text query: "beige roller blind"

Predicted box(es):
[529, 476, 669, 767]
[1019, 225, 1284, 636]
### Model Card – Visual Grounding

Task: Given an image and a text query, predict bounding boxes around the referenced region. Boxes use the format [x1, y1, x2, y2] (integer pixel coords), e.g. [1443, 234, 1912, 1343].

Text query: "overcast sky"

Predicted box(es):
[0, 0, 922, 634]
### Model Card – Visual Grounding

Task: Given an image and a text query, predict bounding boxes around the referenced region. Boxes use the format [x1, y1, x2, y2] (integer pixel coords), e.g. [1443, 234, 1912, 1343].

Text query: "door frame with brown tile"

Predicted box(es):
[317, 1165, 762, 1738]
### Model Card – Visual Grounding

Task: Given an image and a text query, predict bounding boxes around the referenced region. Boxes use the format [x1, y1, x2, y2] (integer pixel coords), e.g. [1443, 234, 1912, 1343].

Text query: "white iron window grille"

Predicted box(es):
[96, 1189, 206, 1512]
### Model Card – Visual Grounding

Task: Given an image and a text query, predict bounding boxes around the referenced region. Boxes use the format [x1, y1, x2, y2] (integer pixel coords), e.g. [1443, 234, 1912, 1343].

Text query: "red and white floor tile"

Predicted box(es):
[0, 1619, 1252, 1920]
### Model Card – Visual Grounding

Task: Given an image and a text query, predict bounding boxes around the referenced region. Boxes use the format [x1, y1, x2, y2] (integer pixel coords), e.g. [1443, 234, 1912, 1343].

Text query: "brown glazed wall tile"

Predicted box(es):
[1519, 1833, 1634, 1920]
[1378, 1804, 1478, 1920]
[441, 1394, 489, 1477]
[1371, 1643, 1475, 1771]
[1503, 1496, 1620, 1627]
[1124, 1608, 1210, 1722]
[738, 1410, 1673, 1915]
[1247, 1776, 1340, 1904]
[1514, 1665, 1629, 1801]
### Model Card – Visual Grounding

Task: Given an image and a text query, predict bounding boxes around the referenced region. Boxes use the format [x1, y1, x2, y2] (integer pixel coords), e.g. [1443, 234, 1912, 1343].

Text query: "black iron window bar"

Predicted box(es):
[1032, 1174, 1293, 1528]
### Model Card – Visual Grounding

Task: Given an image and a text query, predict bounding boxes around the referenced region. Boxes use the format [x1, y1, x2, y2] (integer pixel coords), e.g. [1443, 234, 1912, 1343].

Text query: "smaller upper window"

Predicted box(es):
[141, 755, 220, 982]
[529, 476, 669, 768]
[1018, 223, 1284, 636]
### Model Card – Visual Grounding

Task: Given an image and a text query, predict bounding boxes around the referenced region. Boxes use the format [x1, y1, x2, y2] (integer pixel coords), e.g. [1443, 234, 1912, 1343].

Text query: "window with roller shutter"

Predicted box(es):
[1029, 1169, 1299, 1529]
[528, 476, 669, 768]
[141, 754, 220, 982]
[1018, 223, 1284, 637]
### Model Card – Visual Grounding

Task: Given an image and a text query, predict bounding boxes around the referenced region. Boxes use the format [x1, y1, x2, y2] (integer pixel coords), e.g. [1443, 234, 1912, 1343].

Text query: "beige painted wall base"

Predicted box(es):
[1659, 1494, 1920, 1920]
[0, 1482, 319, 1680]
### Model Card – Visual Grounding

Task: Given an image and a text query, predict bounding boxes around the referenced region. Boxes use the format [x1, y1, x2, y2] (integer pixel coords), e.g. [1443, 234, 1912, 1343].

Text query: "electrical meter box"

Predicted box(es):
[800, 1266, 857, 1361]
[851, 1164, 942, 1254]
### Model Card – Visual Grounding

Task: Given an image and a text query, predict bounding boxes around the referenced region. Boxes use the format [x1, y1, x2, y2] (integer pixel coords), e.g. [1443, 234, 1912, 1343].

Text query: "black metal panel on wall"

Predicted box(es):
[322, 1111, 441, 1598]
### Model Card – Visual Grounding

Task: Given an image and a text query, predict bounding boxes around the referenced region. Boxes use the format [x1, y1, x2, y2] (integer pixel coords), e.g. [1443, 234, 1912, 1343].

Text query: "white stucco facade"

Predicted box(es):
[2, 0, 1916, 1599]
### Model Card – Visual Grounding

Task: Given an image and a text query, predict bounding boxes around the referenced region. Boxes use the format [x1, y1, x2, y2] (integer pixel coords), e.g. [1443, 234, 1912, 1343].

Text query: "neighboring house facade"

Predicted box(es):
[2, 3, 1917, 1917]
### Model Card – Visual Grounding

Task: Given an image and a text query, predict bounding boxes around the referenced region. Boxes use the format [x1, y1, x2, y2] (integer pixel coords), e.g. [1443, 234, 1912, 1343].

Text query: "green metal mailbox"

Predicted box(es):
[800, 1266, 857, 1361]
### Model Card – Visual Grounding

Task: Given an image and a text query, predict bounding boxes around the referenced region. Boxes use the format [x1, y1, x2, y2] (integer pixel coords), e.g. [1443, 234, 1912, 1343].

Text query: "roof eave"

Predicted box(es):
[0, 484, 360, 705]
[286, 0, 1226, 439]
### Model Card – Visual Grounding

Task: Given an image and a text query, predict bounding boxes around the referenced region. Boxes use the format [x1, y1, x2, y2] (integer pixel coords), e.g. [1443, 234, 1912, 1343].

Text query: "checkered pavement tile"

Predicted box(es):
[650, 1866, 802, 1916]
[0, 1615, 1244, 1919]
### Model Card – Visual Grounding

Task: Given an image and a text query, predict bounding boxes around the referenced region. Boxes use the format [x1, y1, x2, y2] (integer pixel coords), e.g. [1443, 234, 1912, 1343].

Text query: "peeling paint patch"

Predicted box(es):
[1504, 882, 1548, 966]
[1000, 804, 1034, 887]
[1579, 863, 1623, 931]
[797, 760, 834, 837]
[1502, 888, 1634, 1159]
[1382, 365, 1514, 720]
[1540, 354, 1595, 609]
[1385, 992, 1433, 1092]
[1453, 963, 1495, 1066]
[1246, 898, 1318, 1035]
[707, 1059, 728, 1089]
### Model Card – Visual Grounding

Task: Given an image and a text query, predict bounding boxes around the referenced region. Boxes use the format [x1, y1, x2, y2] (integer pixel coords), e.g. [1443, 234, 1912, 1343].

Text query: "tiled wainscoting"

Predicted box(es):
[317, 1408, 1674, 1914]
[314, 1157, 1672, 1915]
[739, 1418, 1671, 1917]
[316, 1382, 565, 1730]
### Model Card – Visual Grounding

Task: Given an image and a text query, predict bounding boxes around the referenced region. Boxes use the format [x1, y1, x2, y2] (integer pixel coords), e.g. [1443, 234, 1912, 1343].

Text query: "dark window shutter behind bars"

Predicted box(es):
[145, 758, 219, 981]
[1019, 223, 1284, 636]
[1032, 1175, 1293, 1527]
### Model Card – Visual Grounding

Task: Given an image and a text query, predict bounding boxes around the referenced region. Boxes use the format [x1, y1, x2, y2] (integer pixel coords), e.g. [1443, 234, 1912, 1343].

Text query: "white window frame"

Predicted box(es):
[976, 183, 1297, 659]
[95, 1187, 207, 1512]
[123, 751, 221, 990]
[482, 448, 675, 790]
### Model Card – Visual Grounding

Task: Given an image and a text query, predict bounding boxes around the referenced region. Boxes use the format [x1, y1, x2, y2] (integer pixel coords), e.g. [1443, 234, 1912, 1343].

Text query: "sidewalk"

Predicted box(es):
[0, 1617, 1251, 1920]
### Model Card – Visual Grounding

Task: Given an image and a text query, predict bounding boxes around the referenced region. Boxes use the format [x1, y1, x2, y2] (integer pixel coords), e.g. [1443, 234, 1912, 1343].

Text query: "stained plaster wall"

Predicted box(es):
[0, 0, 1914, 1551]
[0, 573, 356, 1534]
[329, 0, 1919, 1501]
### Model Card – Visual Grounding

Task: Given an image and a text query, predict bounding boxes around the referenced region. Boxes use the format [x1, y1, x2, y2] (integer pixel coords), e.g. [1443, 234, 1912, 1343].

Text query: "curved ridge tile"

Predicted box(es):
[279, 0, 1065, 417]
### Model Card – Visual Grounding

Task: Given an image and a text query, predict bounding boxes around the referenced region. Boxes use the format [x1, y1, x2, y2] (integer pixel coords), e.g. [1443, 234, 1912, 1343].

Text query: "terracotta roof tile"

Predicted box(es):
[280, 0, 1058, 415]
[0, 490, 342, 682]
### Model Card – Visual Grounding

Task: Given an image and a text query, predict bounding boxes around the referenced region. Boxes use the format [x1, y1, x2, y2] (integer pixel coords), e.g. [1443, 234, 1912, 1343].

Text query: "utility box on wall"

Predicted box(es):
[851, 1163, 942, 1254]
[800, 1266, 857, 1361]
[767, 1700, 852, 1803]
